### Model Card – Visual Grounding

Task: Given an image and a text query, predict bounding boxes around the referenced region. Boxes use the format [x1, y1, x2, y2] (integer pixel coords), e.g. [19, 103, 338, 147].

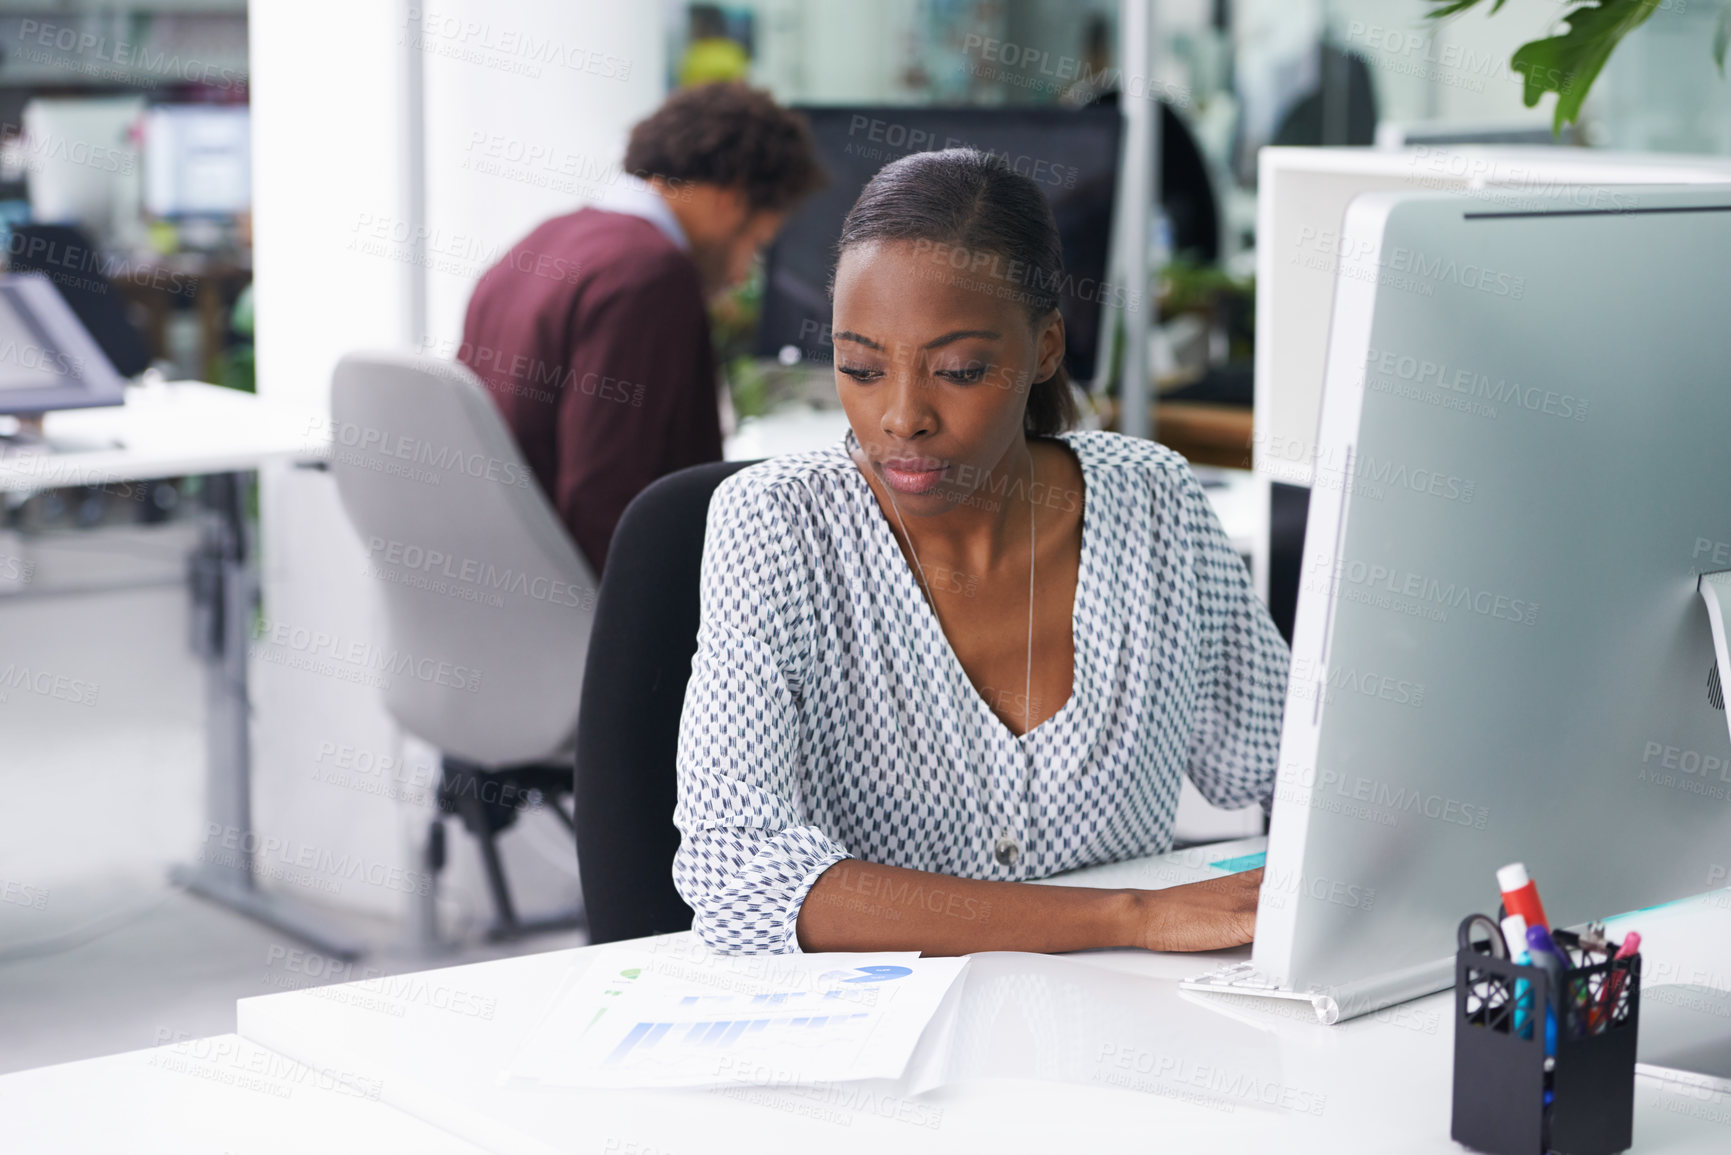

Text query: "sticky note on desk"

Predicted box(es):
[1209, 851, 1266, 873]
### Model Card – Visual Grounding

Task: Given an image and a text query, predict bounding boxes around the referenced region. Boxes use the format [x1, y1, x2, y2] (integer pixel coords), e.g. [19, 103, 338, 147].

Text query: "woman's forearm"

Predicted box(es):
[795, 858, 1141, 955]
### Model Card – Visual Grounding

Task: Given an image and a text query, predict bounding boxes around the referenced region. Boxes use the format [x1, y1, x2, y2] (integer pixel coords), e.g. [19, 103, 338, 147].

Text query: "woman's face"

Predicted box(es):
[831, 238, 1065, 518]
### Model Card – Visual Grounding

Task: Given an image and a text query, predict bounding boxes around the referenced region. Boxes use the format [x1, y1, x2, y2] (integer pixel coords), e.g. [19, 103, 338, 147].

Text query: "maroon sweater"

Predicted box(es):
[459, 209, 721, 573]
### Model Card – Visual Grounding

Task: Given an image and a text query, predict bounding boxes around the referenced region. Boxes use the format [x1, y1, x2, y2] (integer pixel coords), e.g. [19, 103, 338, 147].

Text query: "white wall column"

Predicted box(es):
[248, 0, 663, 935]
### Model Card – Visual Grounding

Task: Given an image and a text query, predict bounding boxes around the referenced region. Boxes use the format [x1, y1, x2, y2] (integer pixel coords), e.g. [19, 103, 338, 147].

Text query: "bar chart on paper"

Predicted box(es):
[604, 990, 882, 1065]
[506, 945, 968, 1089]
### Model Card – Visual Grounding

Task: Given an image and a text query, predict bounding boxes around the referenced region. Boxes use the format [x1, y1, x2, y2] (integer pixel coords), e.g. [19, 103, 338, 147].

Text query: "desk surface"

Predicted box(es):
[0, 1034, 488, 1155]
[0, 380, 326, 492]
[9, 840, 1728, 1152]
[232, 843, 1333, 1154]
[219, 838, 1731, 1155]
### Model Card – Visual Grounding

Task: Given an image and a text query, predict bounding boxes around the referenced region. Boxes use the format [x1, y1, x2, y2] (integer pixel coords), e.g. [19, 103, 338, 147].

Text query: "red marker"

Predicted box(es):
[1498, 863, 1551, 933]
[1597, 931, 1642, 1027]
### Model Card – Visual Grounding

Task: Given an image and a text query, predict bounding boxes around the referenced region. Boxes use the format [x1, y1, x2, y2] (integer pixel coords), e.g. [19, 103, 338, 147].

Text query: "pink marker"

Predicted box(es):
[1597, 931, 1641, 1027]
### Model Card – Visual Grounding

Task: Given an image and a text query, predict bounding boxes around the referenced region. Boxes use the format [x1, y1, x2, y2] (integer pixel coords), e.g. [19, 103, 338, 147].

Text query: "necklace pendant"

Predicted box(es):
[994, 834, 1021, 867]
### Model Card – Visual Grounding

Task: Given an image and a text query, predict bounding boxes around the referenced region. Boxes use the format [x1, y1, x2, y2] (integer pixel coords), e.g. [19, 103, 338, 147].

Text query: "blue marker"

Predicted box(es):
[1500, 914, 1534, 1040]
[1526, 925, 1567, 1055]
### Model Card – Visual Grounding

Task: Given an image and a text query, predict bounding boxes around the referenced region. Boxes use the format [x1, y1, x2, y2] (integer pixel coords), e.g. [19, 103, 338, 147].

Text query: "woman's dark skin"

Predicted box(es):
[795, 238, 1262, 956]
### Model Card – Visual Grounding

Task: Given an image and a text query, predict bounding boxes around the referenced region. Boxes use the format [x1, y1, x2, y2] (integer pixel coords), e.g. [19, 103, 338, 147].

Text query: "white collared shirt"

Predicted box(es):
[673, 430, 1291, 954]
[596, 173, 689, 251]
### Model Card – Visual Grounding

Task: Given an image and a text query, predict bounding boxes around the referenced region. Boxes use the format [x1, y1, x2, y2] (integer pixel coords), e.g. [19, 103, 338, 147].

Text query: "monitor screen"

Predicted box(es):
[144, 105, 251, 218]
[756, 106, 1122, 385]
[0, 290, 74, 392]
[0, 273, 127, 417]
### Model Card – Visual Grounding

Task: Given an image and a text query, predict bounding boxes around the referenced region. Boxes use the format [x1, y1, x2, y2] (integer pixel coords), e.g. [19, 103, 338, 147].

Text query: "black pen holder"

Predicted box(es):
[1451, 929, 1641, 1155]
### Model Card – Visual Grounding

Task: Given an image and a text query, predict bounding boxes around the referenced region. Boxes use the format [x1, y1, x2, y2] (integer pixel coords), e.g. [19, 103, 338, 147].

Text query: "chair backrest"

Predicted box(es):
[574, 459, 755, 944]
[328, 351, 598, 766]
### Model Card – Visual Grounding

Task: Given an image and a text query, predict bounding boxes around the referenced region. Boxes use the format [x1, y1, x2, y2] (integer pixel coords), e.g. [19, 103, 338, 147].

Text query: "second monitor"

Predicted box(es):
[755, 105, 1122, 386]
[0, 272, 129, 428]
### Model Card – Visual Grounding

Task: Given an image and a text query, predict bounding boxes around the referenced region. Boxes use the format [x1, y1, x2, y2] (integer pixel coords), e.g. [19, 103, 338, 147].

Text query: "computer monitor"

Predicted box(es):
[1373, 120, 1581, 149]
[1188, 182, 1731, 1022]
[1252, 147, 1731, 491]
[143, 105, 251, 219]
[755, 106, 1121, 386]
[0, 272, 129, 419]
[20, 97, 146, 242]
[1248, 147, 1731, 620]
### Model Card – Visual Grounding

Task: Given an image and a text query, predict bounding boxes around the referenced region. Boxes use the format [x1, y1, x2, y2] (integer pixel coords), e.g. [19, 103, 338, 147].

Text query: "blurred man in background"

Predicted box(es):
[459, 82, 823, 572]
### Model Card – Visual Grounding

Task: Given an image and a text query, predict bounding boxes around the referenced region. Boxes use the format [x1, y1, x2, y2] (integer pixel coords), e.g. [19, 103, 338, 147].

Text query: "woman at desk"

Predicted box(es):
[673, 149, 1289, 956]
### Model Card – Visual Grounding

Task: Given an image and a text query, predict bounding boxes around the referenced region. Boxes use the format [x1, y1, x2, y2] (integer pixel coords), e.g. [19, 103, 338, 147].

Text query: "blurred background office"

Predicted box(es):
[2, 0, 1728, 1076]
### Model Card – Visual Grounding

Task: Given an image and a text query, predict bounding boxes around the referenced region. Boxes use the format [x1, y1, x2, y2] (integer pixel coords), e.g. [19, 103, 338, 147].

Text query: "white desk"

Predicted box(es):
[0, 1035, 488, 1155]
[227, 840, 1313, 1154]
[6, 840, 1724, 1151]
[0, 381, 355, 955]
[0, 379, 323, 492]
[211, 838, 1731, 1155]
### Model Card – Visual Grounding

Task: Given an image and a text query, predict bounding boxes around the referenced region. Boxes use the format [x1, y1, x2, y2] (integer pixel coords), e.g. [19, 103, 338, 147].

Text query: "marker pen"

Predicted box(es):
[1598, 931, 1642, 1026]
[1526, 925, 1566, 1053]
[1498, 863, 1551, 934]
[1500, 913, 1534, 1040]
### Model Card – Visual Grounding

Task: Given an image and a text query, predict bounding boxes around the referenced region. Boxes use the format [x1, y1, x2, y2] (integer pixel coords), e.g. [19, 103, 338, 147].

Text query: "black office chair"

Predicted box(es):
[574, 459, 756, 944]
[1080, 94, 1222, 265]
[1270, 45, 1379, 150]
[1267, 481, 1311, 647]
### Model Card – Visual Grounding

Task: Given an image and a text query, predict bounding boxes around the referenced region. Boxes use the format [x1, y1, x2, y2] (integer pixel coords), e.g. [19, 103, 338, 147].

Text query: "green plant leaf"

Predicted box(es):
[1509, 0, 1664, 133]
[1715, 5, 1729, 75]
[1425, 0, 1508, 18]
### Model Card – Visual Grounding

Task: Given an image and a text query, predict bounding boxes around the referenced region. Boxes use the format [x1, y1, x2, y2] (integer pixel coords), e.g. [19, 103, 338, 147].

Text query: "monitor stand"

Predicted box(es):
[1637, 571, 1731, 1089]
[1697, 571, 1731, 752]
[1185, 573, 1731, 1026]
[1180, 955, 1454, 1026]
[1178, 962, 1343, 1024]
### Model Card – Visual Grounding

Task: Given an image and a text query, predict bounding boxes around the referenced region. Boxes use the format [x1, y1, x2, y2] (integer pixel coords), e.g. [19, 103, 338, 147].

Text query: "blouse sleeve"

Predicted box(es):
[671, 475, 854, 954]
[1177, 472, 1291, 811]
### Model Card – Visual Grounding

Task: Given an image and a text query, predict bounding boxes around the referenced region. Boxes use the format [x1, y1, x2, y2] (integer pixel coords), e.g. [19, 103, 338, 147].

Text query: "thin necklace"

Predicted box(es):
[881, 442, 1037, 868]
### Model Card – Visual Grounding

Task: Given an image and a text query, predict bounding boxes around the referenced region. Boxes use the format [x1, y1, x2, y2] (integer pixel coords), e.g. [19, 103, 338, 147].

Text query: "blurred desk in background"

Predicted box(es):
[0, 381, 352, 957]
[110, 252, 252, 383]
[1092, 396, 1254, 470]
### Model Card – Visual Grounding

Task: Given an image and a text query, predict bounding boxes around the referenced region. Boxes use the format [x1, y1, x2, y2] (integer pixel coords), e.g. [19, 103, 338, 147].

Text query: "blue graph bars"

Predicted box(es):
[604, 1012, 871, 1066]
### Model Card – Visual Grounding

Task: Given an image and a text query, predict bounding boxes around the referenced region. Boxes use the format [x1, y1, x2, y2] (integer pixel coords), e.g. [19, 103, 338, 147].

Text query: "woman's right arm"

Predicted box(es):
[672, 477, 854, 954]
[797, 859, 1263, 955]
